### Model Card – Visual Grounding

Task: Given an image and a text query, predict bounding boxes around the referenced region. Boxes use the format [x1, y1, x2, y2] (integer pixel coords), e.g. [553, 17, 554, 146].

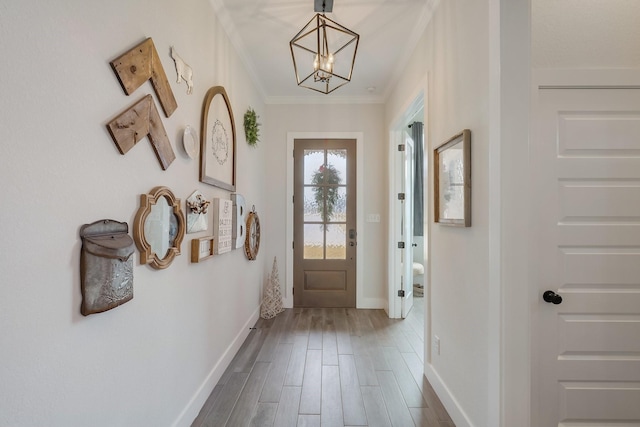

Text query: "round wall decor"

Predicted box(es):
[244, 206, 261, 260]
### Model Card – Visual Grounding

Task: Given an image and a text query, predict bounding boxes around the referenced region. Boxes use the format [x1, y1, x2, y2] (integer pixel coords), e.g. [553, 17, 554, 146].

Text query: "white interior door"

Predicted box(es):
[400, 136, 414, 318]
[534, 85, 640, 426]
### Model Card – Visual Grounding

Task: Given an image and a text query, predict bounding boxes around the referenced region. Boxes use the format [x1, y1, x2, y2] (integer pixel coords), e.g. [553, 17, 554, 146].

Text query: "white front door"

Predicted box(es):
[534, 85, 640, 426]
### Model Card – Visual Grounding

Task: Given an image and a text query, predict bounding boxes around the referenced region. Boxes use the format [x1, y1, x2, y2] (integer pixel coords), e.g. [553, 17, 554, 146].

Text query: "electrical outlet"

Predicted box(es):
[433, 335, 441, 356]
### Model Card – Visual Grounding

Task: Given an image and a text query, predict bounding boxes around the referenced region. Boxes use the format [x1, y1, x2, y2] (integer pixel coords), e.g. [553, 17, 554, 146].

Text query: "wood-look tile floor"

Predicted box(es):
[192, 299, 455, 427]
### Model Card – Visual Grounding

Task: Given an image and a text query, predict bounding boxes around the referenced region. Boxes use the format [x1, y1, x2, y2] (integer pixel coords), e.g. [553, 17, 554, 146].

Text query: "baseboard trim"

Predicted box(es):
[424, 363, 475, 427]
[172, 306, 261, 427]
[357, 297, 386, 309]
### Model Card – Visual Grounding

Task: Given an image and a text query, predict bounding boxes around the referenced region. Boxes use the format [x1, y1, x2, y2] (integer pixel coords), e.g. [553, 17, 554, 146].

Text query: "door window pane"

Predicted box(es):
[328, 187, 347, 222]
[304, 150, 325, 185]
[326, 224, 346, 259]
[303, 186, 322, 221]
[303, 224, 324, 259]
[327, 150, 347, 185]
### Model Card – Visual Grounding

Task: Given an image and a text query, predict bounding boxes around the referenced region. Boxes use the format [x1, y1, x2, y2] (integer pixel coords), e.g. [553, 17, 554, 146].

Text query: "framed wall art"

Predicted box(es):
[213, 198, 233, 255]
[191, 236, 215, 263]
[434, 129, 471, 227]
[200, 86, 236, 191]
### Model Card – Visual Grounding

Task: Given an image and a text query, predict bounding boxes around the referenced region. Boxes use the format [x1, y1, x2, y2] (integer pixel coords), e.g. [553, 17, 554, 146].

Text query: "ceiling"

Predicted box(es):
[209, 0, 438, 104]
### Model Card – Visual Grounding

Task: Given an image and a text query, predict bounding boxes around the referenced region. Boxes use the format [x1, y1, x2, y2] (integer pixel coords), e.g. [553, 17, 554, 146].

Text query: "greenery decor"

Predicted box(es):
[243, 107, 260, 146]
[312, 163, 341, 225]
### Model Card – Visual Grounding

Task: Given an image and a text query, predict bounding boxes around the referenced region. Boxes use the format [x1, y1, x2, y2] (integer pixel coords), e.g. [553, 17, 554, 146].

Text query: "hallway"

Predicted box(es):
[192, 301, 454, 426]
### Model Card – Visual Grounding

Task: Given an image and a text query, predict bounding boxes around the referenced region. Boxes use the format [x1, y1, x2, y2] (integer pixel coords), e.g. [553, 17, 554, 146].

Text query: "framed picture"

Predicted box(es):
[190, 236, 215, 263]
[434, 129, 471, 227]
[200, 86, 236, 191]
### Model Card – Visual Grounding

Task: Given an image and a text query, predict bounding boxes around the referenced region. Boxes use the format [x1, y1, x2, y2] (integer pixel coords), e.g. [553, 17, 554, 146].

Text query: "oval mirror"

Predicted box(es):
[134, 186, 185, 269]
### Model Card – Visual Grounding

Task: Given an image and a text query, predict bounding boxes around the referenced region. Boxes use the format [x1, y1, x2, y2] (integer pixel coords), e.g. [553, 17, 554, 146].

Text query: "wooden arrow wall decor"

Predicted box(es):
[110, 38, 177, 118]
[106, 95, 176, 170]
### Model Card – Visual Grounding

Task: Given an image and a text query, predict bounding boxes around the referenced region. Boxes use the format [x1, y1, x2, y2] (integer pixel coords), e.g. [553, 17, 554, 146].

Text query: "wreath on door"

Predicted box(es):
[312, 164, 341, 224]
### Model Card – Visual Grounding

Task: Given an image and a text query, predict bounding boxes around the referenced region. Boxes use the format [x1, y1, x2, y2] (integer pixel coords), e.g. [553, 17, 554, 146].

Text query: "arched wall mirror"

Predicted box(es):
[133, 186, 185, 269]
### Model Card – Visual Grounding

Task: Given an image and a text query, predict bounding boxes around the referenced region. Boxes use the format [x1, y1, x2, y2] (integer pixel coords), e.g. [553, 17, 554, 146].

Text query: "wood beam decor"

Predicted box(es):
[110, 38, 177, 117]
[106, 95, 176, 170]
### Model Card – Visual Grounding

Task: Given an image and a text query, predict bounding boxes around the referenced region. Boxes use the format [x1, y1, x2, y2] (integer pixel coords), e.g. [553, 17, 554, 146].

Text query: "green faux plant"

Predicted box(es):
[243, 107, 260, 147]
[312, 163, 341, 226]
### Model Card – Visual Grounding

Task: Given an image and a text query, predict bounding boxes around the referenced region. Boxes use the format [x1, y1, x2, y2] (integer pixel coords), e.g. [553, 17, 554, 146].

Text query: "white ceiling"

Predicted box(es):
[209, 0, 438, 104]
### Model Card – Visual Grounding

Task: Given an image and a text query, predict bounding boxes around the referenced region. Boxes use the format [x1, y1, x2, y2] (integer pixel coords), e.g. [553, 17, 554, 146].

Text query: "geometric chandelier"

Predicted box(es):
[289, 0, 359, 94]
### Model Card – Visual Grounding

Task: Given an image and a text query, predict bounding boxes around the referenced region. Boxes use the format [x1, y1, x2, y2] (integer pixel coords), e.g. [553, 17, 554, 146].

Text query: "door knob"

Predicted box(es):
[543, 290, 562, 305]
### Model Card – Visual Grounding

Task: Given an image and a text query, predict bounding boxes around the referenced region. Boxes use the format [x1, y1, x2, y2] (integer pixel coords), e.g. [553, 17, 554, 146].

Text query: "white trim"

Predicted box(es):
[172, 306, 260, 427]
[533, 68, 640, 88]
[285, 132, 365, 309]
[424, 363, 474, 427]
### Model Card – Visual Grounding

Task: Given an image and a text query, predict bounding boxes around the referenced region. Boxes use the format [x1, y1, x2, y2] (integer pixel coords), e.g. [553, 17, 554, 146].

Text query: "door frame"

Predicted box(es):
[387, 90, 425, 320]
[285, 132, 365, 308]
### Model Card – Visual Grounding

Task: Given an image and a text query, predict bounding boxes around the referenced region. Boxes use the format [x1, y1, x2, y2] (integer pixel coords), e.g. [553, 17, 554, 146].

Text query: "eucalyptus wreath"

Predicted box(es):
[312, 164, 341, 224]
[243, 107, 260, 147]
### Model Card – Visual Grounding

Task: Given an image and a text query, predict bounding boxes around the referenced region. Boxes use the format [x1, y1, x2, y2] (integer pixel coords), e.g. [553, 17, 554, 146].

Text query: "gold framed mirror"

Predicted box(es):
[133, 186, 185, 269]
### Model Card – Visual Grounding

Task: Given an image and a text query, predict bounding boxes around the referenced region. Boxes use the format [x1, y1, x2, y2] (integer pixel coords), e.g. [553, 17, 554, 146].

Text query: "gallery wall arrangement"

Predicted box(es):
[79, 36, 264, 316]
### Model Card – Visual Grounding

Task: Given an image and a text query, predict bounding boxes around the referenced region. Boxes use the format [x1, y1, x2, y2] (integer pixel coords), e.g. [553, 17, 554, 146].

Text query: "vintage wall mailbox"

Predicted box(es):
[80, 219, 134, 316]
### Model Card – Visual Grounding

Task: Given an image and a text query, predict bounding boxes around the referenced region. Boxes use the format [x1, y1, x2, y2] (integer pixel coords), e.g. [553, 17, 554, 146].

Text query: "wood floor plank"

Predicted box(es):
[418, 375, 453, 423]
[338, 354, 367, 426]
[321, 365, 343, 427]
[218, 328, 266, 384]
[203, 372, 249, 427]
[256, 310, 289, 362]
[376, 370, 416, 427]
[249, 402, 278, 427]
[403, 329, 425, 363]
[260, 343, 293, 402]
[351, 335, 378, 386]
[225, 362, 271, 427]
[400, 351, 425, 393]
[191, 384, 223, 427]
[322, 315, 339, 366]
[367, 310, 395, 347]
[345, 308, 361, 337]
[280, 309, 300, 344]
[272, 386, 302, 427]
[382, 347, 426, 408]
[298, 414, 321, 427]
[360, 386, 392, 427]
[299, 349, 322, 414]
[308, 310, 324, 350]
[295, 308, 312, 335]
[409, 406, 441, 427]
[284, 334, 308, 386]
[334, 308, 354, 355]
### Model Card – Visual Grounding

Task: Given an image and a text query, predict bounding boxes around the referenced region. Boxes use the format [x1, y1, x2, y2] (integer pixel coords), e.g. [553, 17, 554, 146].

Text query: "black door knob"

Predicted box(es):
[543, 290, 562, 305]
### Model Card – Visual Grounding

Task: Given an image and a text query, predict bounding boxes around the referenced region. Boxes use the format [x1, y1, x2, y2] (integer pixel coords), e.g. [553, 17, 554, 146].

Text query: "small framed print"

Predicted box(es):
[191, 236, 215, 263]
[434, 129, 471, 227]
[200, 86, 236, 191]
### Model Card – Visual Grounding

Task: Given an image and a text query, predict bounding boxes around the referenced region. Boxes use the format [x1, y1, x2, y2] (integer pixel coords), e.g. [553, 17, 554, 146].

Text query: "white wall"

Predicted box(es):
[532, 0, 640, 68]
[264, 103, 388, 309]
[385, 0, 492, 426]
[0, 1, 266, 426]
